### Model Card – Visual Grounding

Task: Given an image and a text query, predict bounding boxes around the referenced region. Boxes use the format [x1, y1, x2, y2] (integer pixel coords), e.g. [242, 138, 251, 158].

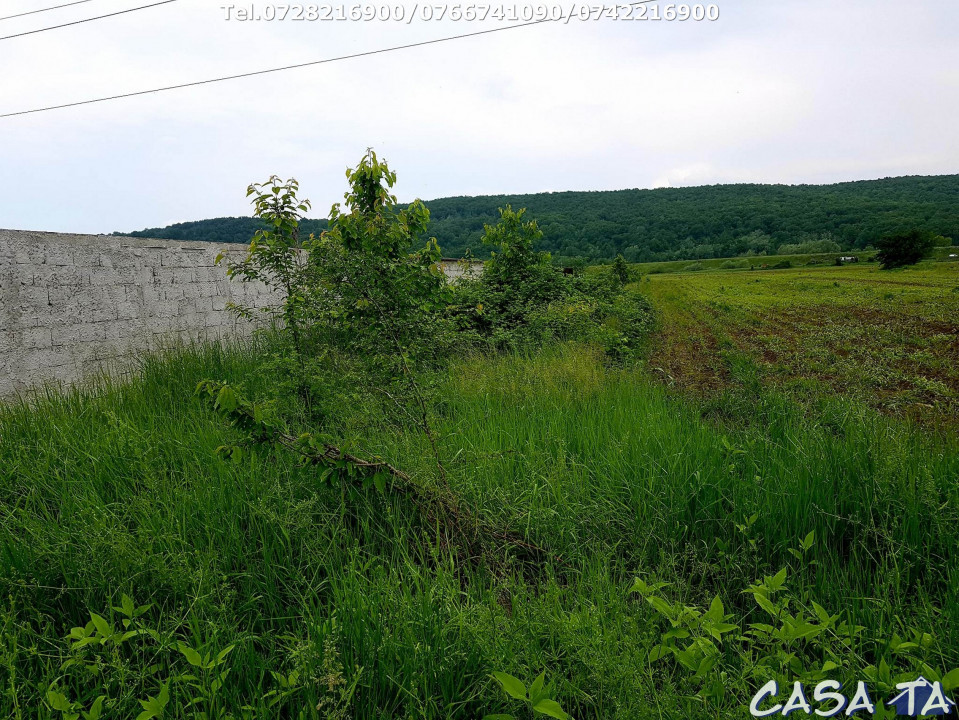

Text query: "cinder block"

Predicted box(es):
[154, 300, 180, 319]
[39, 265, 84, 287]
[154, 267, 179, 284]
[21, 327, 54, 349]
[19, 348, 57, 373]
[71, 248, 102, 267]
[87, 304, 118, 323]
[14, 246, 44, 264]
[116, 301, 142, 320]
[162, 287, 186, 301]
[90, 269, 123, 286]
[194, 281, 219, 298]
[44, 248, 74, 266]
[17, 286, 49, 306]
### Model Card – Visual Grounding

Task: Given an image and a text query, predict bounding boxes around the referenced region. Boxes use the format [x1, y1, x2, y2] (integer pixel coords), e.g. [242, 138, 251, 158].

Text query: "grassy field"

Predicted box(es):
[1, 334, 958, 718]
[639, 260, 959, 432]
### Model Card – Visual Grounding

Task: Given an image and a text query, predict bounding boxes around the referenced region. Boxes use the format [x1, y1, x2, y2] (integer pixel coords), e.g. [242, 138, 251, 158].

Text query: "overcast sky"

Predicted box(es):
[0, 0, 956, 234]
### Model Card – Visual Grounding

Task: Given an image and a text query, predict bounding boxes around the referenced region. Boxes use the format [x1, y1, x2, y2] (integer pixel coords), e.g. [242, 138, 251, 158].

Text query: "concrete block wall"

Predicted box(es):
[0, 229, 282, 396]
[439, 258, 484, 281]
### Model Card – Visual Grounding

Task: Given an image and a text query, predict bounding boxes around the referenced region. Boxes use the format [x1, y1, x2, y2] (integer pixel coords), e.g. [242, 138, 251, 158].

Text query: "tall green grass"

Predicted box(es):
[0, 341, 956, 718]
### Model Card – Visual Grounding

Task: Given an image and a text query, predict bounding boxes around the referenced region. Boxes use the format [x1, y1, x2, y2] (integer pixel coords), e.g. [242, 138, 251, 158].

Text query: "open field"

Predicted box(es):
[640, 260, 959, 432]
[608, 246, 958, 276]
[1, 339, 958, 718]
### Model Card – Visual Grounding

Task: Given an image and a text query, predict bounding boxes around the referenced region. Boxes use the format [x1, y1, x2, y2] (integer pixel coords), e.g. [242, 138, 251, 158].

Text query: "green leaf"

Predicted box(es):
[120, 594, 135, 617]
[528, 672, 546, 704]
[492, 672, 527, 701]
[47, 690, 72, 711]
[482, 716, 516, 720]
[82, 696, 106, 720]
[178, 642, 204, 668]
[647, 644, 669, 662]
[136, 684, 169, 720]
[811, 601, 833, 624]
[878, 657, 892, 686]
[753, 593, 779, 617]
[647, 595, 675, 619]
[892, 641, 920, 654]
[801, 530, 815, 551]
[532, 698, 569, 719]
[216, 385, 238, 413]
[215, 644, 235, 665]
[704, 595, 724, 622]
[696, 653, 719, 677]
[89, 612, 112, 639]
[769, 567, 787, 591]
[941, 668, 959, 692]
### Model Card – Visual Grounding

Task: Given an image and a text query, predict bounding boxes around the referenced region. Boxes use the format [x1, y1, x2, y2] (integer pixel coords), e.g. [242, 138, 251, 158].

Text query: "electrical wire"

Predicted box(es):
[1, 1, 654, 119]
[0, 0, 176, 41]
[0, 0, 98, 23]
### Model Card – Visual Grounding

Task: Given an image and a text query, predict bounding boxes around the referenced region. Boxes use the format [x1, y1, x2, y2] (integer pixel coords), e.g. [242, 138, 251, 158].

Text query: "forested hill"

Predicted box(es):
[120, 174, 958, 262]
[120, 216, 331, 247]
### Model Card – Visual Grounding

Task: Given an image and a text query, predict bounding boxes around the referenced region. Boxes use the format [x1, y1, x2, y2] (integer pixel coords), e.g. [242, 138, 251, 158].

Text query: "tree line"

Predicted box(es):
[120, 174, 958, 263]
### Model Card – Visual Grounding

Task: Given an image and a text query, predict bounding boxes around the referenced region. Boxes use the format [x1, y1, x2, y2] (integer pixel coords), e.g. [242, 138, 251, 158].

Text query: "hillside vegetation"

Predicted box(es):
[120, 174, 959, 263]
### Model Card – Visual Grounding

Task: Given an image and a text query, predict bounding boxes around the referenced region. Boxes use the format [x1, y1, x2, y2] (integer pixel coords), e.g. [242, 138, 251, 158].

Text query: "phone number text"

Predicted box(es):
[220, 3, 721, 23]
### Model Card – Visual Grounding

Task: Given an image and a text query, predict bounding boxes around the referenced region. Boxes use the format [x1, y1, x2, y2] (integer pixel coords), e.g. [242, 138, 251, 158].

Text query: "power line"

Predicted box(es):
[0, 0, 176, 41]
[1, 1, 653, 119]
[0, 0, 97, 22]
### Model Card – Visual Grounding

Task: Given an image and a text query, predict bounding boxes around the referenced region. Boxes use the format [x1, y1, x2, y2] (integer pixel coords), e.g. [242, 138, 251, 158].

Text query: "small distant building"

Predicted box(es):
[839, 256, 859, 263]
[439, 257, 483, 281]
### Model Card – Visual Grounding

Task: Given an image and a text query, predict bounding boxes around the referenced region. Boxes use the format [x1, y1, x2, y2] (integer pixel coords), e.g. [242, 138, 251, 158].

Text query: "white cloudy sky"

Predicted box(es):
[0, 0, 956, 234]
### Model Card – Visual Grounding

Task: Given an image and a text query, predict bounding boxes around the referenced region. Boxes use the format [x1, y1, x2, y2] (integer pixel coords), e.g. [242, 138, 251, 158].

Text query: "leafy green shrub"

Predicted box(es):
[683, 262, 705, 272]
[448, 208, 653, 358]
[720, 260, 747, 270]
[484, 671, 570, 719]
[41, 595, 239, 720]
[777, 236, 842, 255]
[632, 554, 959, 716]
[522, 285, 653, 360]
[611, 254, 632, 284]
